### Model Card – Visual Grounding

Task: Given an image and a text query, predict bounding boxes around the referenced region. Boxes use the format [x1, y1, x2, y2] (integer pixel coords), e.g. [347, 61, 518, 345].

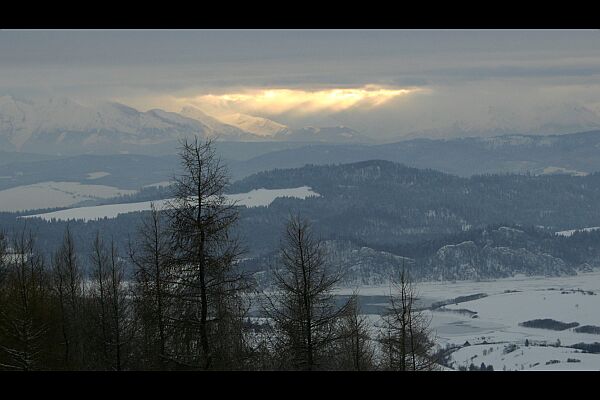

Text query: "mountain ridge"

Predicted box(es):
[0, 95, 377, 154]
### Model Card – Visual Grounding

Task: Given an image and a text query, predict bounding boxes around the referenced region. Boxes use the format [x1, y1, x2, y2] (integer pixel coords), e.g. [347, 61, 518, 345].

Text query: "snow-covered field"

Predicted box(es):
[449, 342, 598, 371]
[342, 271, 600, 370]
[21, 186, 320, 221]
[0, 181, 136, 212]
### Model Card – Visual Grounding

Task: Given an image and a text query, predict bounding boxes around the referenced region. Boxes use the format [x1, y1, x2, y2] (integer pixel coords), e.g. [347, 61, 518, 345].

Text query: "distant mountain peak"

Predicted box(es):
[179, 106, 263, 141]
[0, 95, 380, 156]
[200, 110, 289, 137]
[0, 96, 265, 154]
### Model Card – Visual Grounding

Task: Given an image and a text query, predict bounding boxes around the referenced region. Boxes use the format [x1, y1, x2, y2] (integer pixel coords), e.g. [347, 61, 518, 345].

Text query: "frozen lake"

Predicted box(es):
[337, 271, 600, 370]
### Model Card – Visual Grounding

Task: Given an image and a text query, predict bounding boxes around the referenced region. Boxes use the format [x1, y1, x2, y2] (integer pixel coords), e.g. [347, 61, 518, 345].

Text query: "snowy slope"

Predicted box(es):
[179, 106, 262, 139]
[0, 96, 261, 154]
[450, 342, 599, 371]
[0, 181, 136, 212]
[21, 186, 320, 221]
[0, 95, 375, 155]
[335, 271, 600, 370]
[214, 112, 289, 137]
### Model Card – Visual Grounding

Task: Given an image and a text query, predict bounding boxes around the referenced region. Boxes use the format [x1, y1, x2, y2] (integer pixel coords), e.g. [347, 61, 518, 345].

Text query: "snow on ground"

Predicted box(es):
[338, 271, 600, 370]
[22, 199, 170, 221]
[450, 342, 598, 371]
[86, 171, 111, 180]
[21, 186, 320, 221]
[443, 289, 598, 338]
[0, 181, 136, 212]
[227, 186, 319, 207]
[214, 112, 289, 137]
[336, 272, 600, 301]
[556, 227, 600, 237]
[541, 166, 588, 176]
[143, 181, 173, 188]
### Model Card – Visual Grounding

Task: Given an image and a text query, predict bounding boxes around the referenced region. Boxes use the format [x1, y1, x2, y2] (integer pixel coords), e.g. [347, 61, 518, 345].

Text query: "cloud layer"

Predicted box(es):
[178, 85, 421, 117]
[3, 30, 600, 139]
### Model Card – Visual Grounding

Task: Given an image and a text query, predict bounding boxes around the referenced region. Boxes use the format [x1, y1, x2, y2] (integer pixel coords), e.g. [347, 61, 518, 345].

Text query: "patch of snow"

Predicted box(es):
[0, 181, 136, 212]
[143, 181, 173, 188]
[542, 166, 588, 176]
[227, 186, 319, 207]
[450, 342, 599, 371]
[497, 226, 524, 234]
[21, 186, 320, 221]
[215, 112, 289, 137]
[86, 171, 111, 180]
[556, 227, 600, 237]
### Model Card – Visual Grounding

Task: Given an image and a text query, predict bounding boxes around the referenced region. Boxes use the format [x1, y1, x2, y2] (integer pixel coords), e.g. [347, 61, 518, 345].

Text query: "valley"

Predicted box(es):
[336, 271, 600, 370]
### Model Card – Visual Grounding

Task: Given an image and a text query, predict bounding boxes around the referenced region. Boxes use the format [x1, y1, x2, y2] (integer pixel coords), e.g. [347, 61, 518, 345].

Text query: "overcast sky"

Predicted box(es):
[2, 29, 600, 139]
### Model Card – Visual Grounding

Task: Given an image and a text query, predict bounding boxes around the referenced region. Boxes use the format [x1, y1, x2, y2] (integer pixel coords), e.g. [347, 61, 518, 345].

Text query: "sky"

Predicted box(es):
[2, 29, 600, 140]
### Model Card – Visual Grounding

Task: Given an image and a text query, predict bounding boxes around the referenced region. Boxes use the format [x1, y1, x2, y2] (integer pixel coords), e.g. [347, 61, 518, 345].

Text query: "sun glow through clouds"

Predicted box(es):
[180, 85, 422, 115]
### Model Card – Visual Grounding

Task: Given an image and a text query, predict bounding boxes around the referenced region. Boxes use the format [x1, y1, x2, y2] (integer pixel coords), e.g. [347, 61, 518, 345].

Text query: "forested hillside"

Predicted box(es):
[5, 159, 600, 283]
[232, 160, 600, 246]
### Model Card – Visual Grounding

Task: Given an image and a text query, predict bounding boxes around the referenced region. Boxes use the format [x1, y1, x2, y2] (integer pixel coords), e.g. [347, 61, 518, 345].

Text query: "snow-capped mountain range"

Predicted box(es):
[0, 96, 370, 155]
[181, 106, 289, 138]
[216, 113, 290, 137]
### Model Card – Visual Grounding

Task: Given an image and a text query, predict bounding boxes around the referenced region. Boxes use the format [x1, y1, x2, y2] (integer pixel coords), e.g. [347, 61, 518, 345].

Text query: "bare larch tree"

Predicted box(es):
[0, 230, 52, 370]
[0, 231, 7, 297]
[50, 227, 85, 369]
[378, 265, 437, 371]
[88, 233, 132, 370]
[166, 137, 246, 370]
[129, 203, 175, 369]
[332, 294, 375, 370]
[263, 215, 350, 370]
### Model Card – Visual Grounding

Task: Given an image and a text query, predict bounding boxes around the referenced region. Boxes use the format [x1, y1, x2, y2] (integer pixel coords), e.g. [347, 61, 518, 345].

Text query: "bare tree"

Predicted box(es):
[88, 232, 111, 368]
[88, 233, 132, 370]
[50, 227, 85, 369]
[263, 215, 350, 370]
[0, 231, 7, 288]
[129, 203, 174, 369]
[0, 231, 6, 362]
[0, 232, 8, 310]
[166, 137, 247, 370]
[378, 266, 437, 371]
[107, 238, 128, 370]
[332, 294, 375, 370]
[0, 230, 52, 371]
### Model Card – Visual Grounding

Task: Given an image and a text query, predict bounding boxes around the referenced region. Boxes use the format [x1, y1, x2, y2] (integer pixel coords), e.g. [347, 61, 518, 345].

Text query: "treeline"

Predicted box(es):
[0, 139, 439, 371]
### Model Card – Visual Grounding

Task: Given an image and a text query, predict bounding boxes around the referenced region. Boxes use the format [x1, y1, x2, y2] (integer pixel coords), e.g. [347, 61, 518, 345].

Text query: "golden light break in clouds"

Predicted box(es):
[178, 85, 423, 116]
